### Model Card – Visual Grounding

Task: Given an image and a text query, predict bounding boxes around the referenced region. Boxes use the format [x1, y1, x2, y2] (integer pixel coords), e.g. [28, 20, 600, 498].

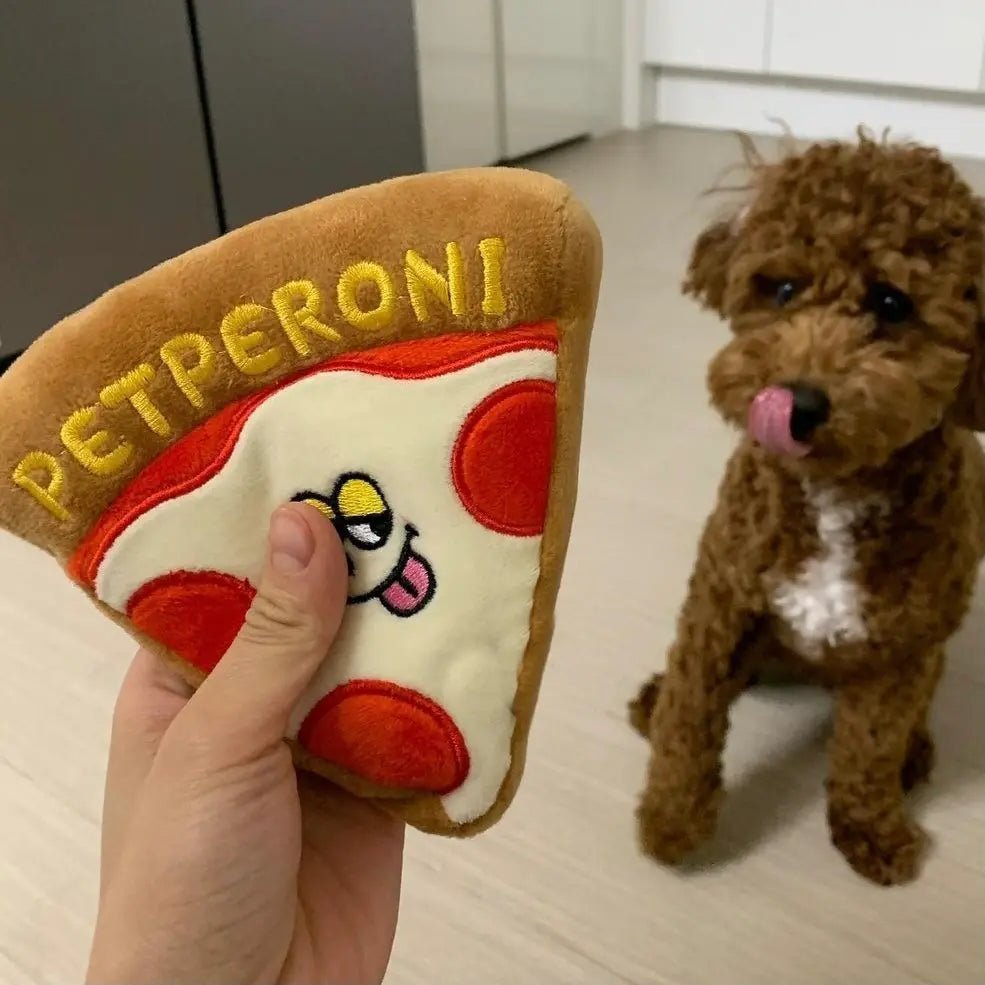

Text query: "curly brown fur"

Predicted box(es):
[634, 134, 985, 885]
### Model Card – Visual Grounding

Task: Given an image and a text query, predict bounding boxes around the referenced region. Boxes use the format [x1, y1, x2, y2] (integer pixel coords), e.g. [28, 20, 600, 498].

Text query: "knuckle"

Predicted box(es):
[110, 699, 146, 748]
[237, 585, 323, 652]
[111, 689, 167, 747]
[157, 725, 216, 773]
[111, 687, 139, 731]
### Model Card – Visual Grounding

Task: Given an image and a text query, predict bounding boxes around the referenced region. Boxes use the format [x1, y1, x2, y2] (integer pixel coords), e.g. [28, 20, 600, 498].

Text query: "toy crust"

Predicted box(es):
[0, 168, 601, 835]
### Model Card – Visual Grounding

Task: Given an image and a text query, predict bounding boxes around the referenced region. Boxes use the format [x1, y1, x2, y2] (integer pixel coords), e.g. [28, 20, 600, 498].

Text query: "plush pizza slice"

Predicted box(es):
[0, 167, 600, 834]
[70, 324, 558, 824]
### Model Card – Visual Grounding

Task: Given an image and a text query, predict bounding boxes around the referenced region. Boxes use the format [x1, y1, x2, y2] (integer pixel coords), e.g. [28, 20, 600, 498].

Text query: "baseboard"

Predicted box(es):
[648, 68, 985, 159]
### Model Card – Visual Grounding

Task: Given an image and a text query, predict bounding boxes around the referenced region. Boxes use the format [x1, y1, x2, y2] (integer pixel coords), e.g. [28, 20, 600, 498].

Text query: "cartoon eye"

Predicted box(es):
[336, 476, 386, 517]
[345, 514, 393, 549]
[291, 491, 336, 520]
[334, 475, 392, 551]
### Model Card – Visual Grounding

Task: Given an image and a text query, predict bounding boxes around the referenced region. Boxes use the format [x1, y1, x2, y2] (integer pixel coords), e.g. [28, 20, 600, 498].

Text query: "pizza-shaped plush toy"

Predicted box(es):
[0, 168, 601, 835]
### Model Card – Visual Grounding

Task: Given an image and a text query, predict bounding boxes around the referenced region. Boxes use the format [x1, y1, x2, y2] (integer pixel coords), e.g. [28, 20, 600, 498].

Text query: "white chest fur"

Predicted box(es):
[770, 483, 875, 658]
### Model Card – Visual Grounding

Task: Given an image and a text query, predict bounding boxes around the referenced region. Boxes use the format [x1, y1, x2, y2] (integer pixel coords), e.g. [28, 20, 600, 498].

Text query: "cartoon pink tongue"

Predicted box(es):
[380, 548, 435, 616]
[748, 386, 812, 457]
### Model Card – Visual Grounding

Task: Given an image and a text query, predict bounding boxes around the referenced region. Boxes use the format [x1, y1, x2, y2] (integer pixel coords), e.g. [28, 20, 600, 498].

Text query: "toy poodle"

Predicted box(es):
[630, 133, 985, 885]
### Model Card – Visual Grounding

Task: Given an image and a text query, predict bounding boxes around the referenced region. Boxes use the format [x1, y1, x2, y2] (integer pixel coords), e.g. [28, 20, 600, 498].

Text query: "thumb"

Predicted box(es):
[172, 502, 348, 761]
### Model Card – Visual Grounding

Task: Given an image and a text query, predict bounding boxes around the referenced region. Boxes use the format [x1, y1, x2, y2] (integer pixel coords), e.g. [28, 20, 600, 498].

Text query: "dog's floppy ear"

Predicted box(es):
[682, 218, 737, 315]
[953, 320, 985, 430]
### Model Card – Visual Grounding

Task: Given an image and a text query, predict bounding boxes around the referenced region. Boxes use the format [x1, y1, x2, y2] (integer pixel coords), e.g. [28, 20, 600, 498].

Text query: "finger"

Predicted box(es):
[170, 503, 348, 763]
[100, 647, 192, 889]
[295, 775, 405, 983]
[298, 774, 405, 875]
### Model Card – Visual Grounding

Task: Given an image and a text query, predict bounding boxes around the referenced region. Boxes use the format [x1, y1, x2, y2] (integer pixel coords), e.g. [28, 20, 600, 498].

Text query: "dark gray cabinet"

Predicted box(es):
[0, 1, 220, 356]
[0, 1, 424, 359]
[194, 0, 423, 228]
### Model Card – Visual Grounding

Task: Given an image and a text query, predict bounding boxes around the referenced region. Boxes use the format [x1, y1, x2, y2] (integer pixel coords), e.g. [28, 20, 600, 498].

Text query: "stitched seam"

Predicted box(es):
[125, 568, 254, 616]
[71, 395, 263, 585]
[451, 378, 557, 537]
[298, 678, 470, 794]
[70, 323, 560, 586]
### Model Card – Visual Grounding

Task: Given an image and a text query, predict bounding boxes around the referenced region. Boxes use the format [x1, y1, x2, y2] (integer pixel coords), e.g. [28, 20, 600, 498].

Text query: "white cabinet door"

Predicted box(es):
[417, 0, 623, 166]
[771, 0, 985, 92]
[644, 0, 769, 73]
[414, 0, 502, 170]
[499, 0, 604, 159]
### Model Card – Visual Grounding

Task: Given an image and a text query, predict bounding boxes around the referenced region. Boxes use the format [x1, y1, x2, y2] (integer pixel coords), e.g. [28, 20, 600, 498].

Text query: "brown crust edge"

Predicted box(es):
[374, 192, 601, 835]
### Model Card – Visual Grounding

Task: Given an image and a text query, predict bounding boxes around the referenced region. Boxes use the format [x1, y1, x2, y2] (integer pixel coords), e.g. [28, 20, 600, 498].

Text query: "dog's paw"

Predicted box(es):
[627, 674, 663, 738]
[828, 810, 927, 886]
[901, 728, 935, 792]
[636, 785, 720, 864]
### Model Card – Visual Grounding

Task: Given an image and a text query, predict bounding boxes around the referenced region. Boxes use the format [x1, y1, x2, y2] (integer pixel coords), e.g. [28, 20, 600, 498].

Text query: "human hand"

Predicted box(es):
[87, 503, 405, 985]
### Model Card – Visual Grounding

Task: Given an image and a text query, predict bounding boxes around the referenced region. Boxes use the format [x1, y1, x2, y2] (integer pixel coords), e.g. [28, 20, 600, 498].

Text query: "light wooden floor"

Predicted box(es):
[2, 127, 983, 985]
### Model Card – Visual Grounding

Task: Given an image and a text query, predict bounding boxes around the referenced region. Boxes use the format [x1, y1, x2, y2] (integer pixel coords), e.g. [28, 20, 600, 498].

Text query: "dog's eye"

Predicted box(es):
[755, 275, 801, 307]
[345, 513, 392, 550]
[864, 282, 914, 325]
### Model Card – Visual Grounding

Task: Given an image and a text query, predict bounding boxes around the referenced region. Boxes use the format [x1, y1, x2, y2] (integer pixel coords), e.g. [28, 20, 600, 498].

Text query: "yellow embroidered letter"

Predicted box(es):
[12, 451, 70, 521]
[336, 262, 395, 331]
[160, 333, 216, 409]
[404, 242, 465, 322]
[272, 280, 342, 356]
[99, 364, 172, 437]
[60, 406, 132, 476]
[220, 303, 282, 375]
[478, 237, 506, 315]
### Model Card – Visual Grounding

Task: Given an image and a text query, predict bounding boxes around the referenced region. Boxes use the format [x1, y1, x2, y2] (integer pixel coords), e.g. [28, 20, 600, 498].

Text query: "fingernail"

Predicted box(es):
[269, 507, 315, 574]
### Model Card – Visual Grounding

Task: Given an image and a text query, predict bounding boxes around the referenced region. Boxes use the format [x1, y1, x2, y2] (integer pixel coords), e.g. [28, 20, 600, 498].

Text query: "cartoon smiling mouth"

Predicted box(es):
[371, 526, 436, 617]
[294, 475, 436, 618]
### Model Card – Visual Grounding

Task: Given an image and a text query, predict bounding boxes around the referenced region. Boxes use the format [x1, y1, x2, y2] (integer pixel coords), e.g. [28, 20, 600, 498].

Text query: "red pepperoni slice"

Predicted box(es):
[298, 680, 470, 794]
[127, 570, 255, 673]
[452, 378, 556, 536]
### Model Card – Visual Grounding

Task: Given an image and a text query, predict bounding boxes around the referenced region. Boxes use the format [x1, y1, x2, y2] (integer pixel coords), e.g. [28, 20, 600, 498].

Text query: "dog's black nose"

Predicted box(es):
[786, 382, 830, 442]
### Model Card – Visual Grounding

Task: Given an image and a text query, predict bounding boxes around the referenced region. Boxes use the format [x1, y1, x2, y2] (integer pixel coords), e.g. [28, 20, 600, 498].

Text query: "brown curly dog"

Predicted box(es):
[630, 134, 985, 885]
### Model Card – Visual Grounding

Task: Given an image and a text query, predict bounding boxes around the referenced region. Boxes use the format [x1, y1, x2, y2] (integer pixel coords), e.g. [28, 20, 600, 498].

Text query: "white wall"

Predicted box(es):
[629, 0, 985, 157]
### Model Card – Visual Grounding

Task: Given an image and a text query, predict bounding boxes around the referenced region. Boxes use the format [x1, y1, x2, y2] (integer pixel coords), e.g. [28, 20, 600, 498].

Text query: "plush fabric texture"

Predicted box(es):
[631, 133, 985, 884]
[76, 331, 558, 824]
[298, 680, 471, 795]
[452, 378, 557, 536]
[127, 570, 255, 673]
[70, 324, 559, 588]
[0, 167, 602, 836]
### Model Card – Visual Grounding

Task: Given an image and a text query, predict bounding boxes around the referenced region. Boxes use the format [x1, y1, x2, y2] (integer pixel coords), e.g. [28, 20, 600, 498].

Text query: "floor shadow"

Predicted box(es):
[908, 669, 985, 821]
[672, 644, 985, 874]
[679, 700, 832, 873]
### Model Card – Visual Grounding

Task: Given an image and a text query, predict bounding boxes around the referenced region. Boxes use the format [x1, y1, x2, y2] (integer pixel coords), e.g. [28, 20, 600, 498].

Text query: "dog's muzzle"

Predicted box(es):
[748, 382, 830, 457]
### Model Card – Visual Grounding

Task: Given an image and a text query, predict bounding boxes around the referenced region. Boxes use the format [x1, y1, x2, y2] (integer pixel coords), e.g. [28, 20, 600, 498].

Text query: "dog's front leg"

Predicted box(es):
[636, 539, 759, 864]
[826, 646, 942, 885]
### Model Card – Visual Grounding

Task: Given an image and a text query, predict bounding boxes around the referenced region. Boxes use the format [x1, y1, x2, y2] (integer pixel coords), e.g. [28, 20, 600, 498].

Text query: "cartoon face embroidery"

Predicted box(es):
[293, 473, 436, 617]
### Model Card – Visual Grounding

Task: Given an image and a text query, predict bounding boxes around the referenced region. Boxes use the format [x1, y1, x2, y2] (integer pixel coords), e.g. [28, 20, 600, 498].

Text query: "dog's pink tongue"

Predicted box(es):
[748, 386, 811, 457]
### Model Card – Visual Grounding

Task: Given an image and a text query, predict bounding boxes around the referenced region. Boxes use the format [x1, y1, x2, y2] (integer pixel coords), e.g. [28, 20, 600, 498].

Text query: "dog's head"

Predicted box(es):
[689, 136, 985, 475]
